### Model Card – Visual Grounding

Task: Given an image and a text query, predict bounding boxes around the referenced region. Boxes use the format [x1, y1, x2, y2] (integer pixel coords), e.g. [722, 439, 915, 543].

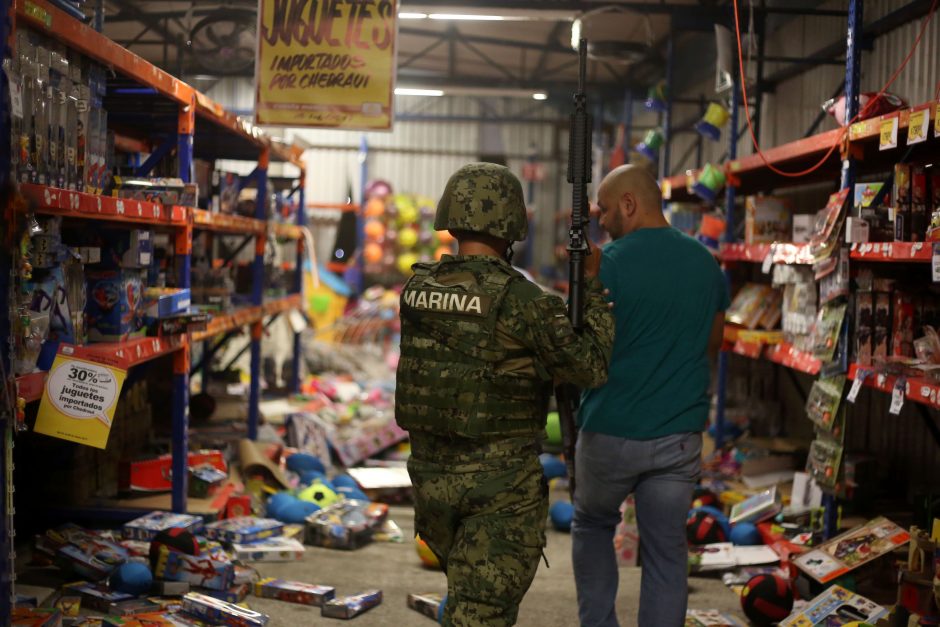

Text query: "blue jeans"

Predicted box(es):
[571, 431, 702, 627]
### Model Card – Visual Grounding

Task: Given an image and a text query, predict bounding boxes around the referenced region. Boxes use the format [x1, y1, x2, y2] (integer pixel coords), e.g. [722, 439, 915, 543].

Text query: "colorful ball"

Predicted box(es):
[686, 506, 730, 545]
[364, 197, 385, 218]
[149, 528, 199, 570]
[364, 242, 384, 264]
[433, 245, 452, 261]
[740, 574, 793, 626]
[365, 179, 392, 199]
[691, 486, 718, 509]
[279, 499, 321, 523]
[539, 454, 567, 480]
[415, 535, 441, 569]
[544, 411, 562, 446]
[266, 491, 297, 518]
[331, 474, 359, 490]
[110, 562, 153, 596]
[436, 230, 455, 245]
[397, 253, 419, 275]
[398, 227, 419, 249]
[286, 453, 325, 475]
[398, 203, 419, 225]
[297, 480, 341, 509]
[364, 220, 385, 241]
[549, 501, 574, 532]
[730, 521, 763, 546]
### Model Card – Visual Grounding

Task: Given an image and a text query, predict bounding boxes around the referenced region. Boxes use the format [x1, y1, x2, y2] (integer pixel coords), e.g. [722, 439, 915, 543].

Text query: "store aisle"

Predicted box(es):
[250, 505, 743, 626]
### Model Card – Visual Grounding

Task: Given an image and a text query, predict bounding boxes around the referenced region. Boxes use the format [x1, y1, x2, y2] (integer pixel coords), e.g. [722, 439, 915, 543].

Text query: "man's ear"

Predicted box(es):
[620, 191, 635, 216]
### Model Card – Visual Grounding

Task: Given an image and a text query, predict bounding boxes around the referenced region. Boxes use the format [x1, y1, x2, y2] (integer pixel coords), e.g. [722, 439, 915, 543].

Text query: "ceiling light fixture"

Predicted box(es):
[532, 92, 548, 101]
[398, 12, 428, 19]
[395, 87, 445, 97]
[428, 13, 505, 21]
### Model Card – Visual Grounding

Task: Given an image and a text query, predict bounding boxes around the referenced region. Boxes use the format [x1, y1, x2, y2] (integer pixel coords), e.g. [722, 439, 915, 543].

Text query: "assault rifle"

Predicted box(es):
[555, 39, 592, 498]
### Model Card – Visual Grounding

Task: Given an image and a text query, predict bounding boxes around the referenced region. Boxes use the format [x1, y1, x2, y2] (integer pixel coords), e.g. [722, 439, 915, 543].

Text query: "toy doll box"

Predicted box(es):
[231, 536, 305, 562]
[204, 516, 283, 544]
[778, 585, 888, 626]
[254, 577, 336, 607]
[793, 516, 909, 583]
[152, 546, 235, 591]
[180, 592, 269, 627]
[123, 511, 203, 541]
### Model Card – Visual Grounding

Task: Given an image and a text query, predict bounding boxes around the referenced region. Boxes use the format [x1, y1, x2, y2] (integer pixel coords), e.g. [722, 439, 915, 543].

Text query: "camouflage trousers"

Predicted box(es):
[408, 438, 548, 627]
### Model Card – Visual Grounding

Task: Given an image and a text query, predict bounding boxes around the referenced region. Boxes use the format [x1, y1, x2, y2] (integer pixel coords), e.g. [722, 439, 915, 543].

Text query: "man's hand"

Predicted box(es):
[584, 239, 602, 279]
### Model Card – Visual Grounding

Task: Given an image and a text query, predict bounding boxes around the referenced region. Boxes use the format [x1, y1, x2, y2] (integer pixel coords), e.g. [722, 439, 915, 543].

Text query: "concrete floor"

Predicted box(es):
[250, 505, 745, 626]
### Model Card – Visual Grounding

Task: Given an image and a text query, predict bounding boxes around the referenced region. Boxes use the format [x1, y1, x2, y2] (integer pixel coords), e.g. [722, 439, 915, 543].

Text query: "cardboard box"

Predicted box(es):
[143, 288, 191, 319]
[779, 585, 887, 626]
[856, 291, 873, 366]
[304, 501, 389, 550]
[321, 590, 382, 619]
[180, 592, 268, 626]
[845, 216, 869, 243]
[188, 463, 227, 499]
[912, 165, 928, 241]
[152, 547, 235, 591]
[204, 517, 283, 544]
[729, 486, 782, 525]
[407, 593, 444, 621]
[120, 450, 226, 492]
[793, 516, 909, 583]
[194, 583, 251, 604]
[254, 577, 335, 606]
[11, 607, 62, 627]
[745, 196, 792, 244]
[97, 228, 153, 268]
[123, 512, 204, 541]
[231, 536, 305, 562]
[63, 581, 135, 613]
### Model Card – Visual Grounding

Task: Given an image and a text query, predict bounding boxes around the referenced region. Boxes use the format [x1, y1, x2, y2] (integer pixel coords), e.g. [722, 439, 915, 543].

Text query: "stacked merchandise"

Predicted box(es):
[774, 265, 816, 352]
[7, 28, 111, 192]
[361, 189, 456, 283]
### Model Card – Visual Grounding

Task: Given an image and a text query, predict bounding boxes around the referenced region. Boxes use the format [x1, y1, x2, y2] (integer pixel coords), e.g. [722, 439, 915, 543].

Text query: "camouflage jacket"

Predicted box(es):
[395, 254, 614, 440]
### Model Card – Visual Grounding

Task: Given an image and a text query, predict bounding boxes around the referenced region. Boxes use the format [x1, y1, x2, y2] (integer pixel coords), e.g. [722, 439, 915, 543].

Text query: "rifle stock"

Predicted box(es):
[554, 39, 591, 500]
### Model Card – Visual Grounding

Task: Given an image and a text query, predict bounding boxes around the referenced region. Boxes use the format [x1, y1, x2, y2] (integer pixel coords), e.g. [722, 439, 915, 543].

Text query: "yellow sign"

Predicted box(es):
[935, 103, 940, 139]
[907, 108, 928, 145]
[879, 116, 898, 150]
[35, 355, 126, 449]
[255, 0, 398, 130]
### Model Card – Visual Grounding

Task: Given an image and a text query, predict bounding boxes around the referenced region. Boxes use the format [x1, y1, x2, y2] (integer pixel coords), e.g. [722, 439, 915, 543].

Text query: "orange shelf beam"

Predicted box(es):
[720, 242, 814, 265]
[192, 209, 265, 236]
[848, 362, 940, 410]
[59, 336, 186, 370]
[192, 295, 302, 342]
[848, 241, 932, 262]
[764, 343, 822, 376]
[20, 184, 189, 227]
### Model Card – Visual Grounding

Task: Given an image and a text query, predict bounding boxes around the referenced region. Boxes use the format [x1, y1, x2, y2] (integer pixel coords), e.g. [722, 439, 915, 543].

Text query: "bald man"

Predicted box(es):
[571, 165, 729, 627]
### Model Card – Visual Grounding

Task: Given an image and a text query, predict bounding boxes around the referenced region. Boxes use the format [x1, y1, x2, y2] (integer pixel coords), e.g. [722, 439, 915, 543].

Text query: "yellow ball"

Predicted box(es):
[398, 227, 418, 249]
[397, 253, 418, 275]
[398, 203, 419, 225]
[415, 535, 440, 569]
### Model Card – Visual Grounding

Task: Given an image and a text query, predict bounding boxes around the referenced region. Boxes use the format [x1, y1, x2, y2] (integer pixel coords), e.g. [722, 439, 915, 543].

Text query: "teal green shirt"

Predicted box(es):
[579, 227, 730, 439]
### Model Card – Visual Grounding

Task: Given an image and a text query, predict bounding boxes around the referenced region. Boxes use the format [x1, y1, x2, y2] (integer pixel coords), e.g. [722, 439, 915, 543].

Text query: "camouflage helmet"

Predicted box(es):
[435, 163, 528, 241]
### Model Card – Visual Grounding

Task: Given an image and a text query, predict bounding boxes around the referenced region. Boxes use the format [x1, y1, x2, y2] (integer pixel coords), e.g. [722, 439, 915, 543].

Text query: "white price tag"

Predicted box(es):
[761, 253, 773, 274]
[889, 383, 904, 415]
[9, 79, 23, 118]
[847, 376, 864, 403]
[932, 243, 940, 283]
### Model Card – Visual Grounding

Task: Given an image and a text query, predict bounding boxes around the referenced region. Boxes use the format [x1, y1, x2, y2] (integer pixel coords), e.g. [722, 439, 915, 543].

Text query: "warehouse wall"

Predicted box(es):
[204, 77, 573, 272]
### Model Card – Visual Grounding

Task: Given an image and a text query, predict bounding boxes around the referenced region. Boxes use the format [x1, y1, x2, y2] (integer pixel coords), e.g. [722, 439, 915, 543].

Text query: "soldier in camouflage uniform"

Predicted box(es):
[395, 163, 615, 626]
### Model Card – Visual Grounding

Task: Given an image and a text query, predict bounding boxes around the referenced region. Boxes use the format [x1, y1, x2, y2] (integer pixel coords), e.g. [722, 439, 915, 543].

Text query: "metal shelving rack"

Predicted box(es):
[0, 0, 308, 608]
[654, 0, 939, 539]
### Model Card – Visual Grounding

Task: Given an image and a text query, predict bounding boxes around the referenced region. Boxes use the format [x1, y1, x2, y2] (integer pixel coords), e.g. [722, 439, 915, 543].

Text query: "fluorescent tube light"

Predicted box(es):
[532, 92, 548, 100]
[429, 13, 505, 21]
[395, 87, 445, 97]
[398, 12, 428, 19]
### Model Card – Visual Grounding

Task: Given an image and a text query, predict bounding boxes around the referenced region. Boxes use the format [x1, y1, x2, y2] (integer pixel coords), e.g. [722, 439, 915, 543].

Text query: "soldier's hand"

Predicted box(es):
[584, 240, 602, 279]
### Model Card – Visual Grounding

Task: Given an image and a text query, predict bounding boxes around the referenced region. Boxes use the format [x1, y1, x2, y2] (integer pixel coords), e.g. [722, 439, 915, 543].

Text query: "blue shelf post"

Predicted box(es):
[171, 98, 195, 513]
[289, 168, 306, 394]
[660, 26, 675, 211]
[248, 149, 270, 440]
[822, 0, 864, 541]
[713, 65, 740, 452]
[1, 0, 15, 614]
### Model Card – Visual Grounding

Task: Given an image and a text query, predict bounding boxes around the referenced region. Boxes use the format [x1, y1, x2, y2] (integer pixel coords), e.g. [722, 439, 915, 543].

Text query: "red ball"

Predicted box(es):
[740, 574, 793, 626]
[149, 528, 200, 570]
[691, 487, 718, 509]
[686, 510, 728, 545]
